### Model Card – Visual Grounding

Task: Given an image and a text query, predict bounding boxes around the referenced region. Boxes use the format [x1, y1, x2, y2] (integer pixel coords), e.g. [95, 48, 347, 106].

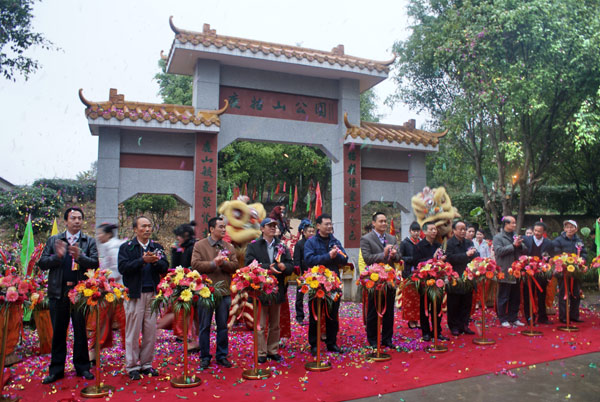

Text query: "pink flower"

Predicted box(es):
[435, 279, 444, 288]
[6, 290, 18, 302]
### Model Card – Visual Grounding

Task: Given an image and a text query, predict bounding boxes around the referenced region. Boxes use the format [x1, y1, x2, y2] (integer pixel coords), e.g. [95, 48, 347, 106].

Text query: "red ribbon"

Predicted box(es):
[256, 299, 263, 331]
[362, 290, 368, 326]
[423, 292, 428, 317]
[528, 277, 538, 315]
[377, 288, 388, 318]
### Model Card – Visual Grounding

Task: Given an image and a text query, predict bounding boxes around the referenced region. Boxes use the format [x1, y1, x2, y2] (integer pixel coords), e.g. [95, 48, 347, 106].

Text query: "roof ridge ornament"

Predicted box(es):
[78, 88, 92, 107]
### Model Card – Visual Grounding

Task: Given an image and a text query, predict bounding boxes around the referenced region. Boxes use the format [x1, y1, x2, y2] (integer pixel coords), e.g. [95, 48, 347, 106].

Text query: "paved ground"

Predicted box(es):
[353, 284, 600, 402]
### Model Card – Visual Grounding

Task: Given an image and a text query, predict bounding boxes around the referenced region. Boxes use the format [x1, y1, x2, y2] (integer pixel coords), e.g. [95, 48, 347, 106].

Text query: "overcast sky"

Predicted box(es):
[0, 0, 424, 185]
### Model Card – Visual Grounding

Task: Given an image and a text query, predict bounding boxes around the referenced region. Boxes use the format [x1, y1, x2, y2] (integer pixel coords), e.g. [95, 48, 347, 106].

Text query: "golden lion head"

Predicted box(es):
[411, 186, 460, 239]
[218, 199, 266, 245]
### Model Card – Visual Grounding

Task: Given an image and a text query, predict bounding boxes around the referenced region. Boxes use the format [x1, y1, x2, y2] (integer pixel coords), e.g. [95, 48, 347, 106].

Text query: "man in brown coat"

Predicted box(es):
[191, 216, 238, 369]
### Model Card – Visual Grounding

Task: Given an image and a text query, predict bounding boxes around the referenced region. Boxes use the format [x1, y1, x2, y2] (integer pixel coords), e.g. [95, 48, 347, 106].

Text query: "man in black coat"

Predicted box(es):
[293, 219, 315, 324]
[522, 221, 554, 325]
[39, 207, 98, 384]
[245, 218, 294, 363]
[413, 222, 449, 342]
[360, 212, 401, 348]
[445, 220, 479, 336]
[553, 220, 587, 323]
[119, 216, 169, 380]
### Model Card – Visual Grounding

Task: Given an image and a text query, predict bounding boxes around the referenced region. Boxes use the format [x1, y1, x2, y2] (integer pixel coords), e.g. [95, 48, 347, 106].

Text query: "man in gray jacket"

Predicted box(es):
[360, 212, 401, 348]
[493, 216, 525, 328]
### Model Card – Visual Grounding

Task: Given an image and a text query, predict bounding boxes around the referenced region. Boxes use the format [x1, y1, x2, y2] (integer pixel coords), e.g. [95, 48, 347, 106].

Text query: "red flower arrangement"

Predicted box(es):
[549, 253, 588, 279]
[230, 260, 278, 297]
[297, 265, 343, 305]
[509, 255, 551, 280]
[356, 263, 400, 294]
[410, 258, 458, 300]
[464, 257, 503, 283]
[0, 266, 33, 307]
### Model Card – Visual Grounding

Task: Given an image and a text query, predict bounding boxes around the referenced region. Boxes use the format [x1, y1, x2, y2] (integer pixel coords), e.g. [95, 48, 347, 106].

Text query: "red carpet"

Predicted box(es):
[4, 294, 600, 401]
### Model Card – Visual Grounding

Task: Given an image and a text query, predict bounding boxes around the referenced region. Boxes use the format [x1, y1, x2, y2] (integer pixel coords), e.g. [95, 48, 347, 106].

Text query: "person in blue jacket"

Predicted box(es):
[304, 213, 348, 355]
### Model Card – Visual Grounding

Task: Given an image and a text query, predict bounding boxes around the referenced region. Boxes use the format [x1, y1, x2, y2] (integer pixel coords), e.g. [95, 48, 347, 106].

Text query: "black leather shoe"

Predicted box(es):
[422, 334, 432, 342]
[327, 345, 344, 354]
[141, 367, 159, 376]
[382, 340, 394, 348]
[42, 373, 64, 384]
[200, 358, 211, 369]
[267, 354, 283, 362]
[463, 328, 475, 335]
[538, 319, 552, 325]
[79, 370, 94, 380]
[257, 356, 267, 364]
[437, 334, 449, 341]
[571, 318, 584, 323]
[310, 346, 317, 356]
[128, 370, 141, 380]
[216, 358, 232, 368]
[451, 329, 461, 336]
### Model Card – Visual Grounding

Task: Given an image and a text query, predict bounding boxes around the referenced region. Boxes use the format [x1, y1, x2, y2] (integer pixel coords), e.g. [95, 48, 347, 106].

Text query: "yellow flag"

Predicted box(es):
[51, 218, 58, 236]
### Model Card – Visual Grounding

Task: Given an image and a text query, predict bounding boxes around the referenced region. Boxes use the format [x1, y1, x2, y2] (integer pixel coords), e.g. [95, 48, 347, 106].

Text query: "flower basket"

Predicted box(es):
[151, 266, 226, 316]
[464, 257, 503, 283]
[68, 269, 129, 313]
[510, 255, 551, 281]
[356, 263, 401, 295]
[296, 265, 343, 306]
[410, 258, 458, 301]
[231, 260, 279, 301]
[549, 253, 588, 280]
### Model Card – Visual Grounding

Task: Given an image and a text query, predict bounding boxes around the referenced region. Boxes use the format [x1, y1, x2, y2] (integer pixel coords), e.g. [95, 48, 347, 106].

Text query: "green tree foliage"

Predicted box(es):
[390, 0, 600, 231]
[558, 88, 600, 213]
[360, 89, 381, 122]
[33, 178, 96, 202]
[217, 141, 330, 215]
[122, 194, 178, 236]
[0, 0, 53, 80]
[0, 185, 64, 239]
[154, 58, 192, 105]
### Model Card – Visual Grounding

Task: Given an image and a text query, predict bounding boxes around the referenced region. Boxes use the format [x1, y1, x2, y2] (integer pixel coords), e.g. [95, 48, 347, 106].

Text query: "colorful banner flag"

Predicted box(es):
[283, 182, 287, 193]
[288, 185, 293, 212]
[243, 183, 248, 196]
[293, 185, 298, 212]
[20, 215, 34, 276]
[233, 186, 240, 199]
[226, 185, 233, 200]
[389, 217, 396, 236]
[51, 218, 59, 236]
[275, 182, 280, 195]
[314, 182, 322, 218]
[595, 220, 600, 257]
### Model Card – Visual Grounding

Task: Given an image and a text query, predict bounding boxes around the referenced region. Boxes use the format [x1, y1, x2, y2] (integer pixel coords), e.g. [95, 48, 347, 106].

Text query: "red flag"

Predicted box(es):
[275, 182, 280, 194]
[283, 182, 287, 192]
[243, 183, 248, 196]
[233, 187, 240, 199]
[315, 182, 322, 218]
[252, 186, 257, 201]
[292, 185, 298, 212]
[389, 217, 396, 236]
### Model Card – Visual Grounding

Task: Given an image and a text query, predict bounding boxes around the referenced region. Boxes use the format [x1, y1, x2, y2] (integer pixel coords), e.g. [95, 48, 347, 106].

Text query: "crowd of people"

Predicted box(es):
[37, 206, 591, 384]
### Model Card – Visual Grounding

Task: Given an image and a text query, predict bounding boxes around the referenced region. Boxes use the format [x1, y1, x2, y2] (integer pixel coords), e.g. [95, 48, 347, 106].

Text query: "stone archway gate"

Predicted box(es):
[80, 18, 445, 298]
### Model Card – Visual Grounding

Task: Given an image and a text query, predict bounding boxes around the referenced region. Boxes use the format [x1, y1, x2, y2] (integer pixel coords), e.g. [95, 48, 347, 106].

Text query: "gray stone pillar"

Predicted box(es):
[96, 127, 120, 224]
[193, 59, 220, 110]
[401, 152, 427, 238]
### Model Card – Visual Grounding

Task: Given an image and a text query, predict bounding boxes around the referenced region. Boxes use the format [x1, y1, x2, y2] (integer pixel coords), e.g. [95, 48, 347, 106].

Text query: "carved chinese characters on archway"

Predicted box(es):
[194, 133, 218, 238]
[219, 86, 338, 124]
[344, 144, 361, 248]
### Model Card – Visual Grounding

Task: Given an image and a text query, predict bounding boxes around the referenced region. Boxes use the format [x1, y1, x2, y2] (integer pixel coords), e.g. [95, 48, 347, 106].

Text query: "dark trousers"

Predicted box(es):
[523, 277, 548, 323]
[419, 295, 443, 337]
[198, 295, 231, 360]
[447, 291, 473, 332]
[48, 292, 90, 376]
[558, 277, 581, 322]
[366, 289, 395, 346]
[308, 298, 340, 348]
[497, 282, 520, 323]
[295, 286, 305, 322]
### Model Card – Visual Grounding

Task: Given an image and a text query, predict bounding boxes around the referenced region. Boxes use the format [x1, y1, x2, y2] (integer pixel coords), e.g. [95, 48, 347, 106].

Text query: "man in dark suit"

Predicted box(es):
[245, 218, 294, 363]
[445, 220, 479, 336]
[413, 222, 449, 342]
[293, 219, 315, 325]
[39, 207, 98, 384]
[360, 212, 401, 348]
[522, 221, 554, 325]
